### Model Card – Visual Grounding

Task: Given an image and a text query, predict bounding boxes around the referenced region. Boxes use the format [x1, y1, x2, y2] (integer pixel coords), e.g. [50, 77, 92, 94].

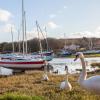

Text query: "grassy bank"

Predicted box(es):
[91, 63, 100, 68]
[64, 53, 100, 58]
[0, 71, 100, 100]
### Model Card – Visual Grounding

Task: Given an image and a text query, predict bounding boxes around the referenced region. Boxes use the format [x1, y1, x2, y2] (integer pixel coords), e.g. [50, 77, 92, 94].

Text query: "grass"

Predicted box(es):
[0, 93, 44, 100]
[83, 53, 100, 58]
[91, 63, 100, 68]
[0, 71, 100, 100]
[65, 53, 100, 58]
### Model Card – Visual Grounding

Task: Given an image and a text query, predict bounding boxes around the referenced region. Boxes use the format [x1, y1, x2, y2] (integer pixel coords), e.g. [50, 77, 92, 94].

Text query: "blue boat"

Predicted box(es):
[31, 50, 54, 61]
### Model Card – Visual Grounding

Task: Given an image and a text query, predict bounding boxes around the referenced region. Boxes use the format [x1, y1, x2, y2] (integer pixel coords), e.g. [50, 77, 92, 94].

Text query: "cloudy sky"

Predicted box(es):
[0, 0, 100, 42]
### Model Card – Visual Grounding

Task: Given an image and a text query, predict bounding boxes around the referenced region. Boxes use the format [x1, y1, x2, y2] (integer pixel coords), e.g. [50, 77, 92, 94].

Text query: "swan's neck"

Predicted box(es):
[66, 74, 68, 82]
[65, 70, 68, 82]
[78, 57, 87, 84]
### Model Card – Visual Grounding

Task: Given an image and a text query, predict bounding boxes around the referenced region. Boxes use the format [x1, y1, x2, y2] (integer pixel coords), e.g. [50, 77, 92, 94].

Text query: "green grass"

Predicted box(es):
[0, 71, 100, 100]
[0, 93, 45, 100]
[65, 53, 100, 58]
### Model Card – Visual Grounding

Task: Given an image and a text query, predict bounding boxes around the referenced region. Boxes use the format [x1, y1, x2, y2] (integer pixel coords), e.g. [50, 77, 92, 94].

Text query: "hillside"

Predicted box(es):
[0, 37, 100, 53]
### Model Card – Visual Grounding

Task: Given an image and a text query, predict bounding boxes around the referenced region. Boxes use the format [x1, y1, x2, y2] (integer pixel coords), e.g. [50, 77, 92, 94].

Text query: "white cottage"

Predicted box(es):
[64, 44, 80, 50]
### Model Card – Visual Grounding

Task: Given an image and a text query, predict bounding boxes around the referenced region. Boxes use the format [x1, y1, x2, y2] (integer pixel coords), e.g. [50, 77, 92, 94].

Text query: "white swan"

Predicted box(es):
[74, 52, 100, 94]
[42, 73, 49, 81]
[60, 65, 72, 90]
[42, 61, 49, 81]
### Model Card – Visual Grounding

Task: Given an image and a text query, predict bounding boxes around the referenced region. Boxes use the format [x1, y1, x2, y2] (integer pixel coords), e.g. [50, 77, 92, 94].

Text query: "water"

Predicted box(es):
[49, 57, 100, 74]
[0, 57, 100, 75]
[0, 67, 12, 75]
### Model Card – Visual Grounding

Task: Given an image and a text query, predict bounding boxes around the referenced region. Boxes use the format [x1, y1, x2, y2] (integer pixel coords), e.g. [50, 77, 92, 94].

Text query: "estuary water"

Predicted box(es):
[49, 57, 100, 74]
[0, 57, 100, 75]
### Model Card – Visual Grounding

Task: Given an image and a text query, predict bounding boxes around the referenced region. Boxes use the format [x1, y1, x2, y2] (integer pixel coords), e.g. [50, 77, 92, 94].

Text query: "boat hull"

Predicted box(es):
[0, 61, 45, 70]
[32, 51, 54, 61]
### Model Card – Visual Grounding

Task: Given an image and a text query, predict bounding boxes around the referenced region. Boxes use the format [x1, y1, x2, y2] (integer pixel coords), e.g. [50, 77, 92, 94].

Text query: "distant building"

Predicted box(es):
[64, 44, 80, 50]
[93, 40, 100, 49]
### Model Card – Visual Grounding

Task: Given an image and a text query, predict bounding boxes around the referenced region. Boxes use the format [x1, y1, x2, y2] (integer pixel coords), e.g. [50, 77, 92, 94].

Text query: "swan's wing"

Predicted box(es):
[83, 75, 100, 93]
[87, 75, 100, 82]
[60, 81, 66, 89]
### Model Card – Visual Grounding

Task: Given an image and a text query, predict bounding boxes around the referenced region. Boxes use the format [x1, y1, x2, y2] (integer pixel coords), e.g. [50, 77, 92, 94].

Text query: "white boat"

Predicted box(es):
[0, 56, 45, 70]
[0, 53, 45, 70]
[0, 1, 45, 71]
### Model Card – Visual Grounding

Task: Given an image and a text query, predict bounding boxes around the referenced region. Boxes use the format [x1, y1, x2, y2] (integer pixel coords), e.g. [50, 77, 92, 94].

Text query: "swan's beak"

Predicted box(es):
[74, 55, 78, 61]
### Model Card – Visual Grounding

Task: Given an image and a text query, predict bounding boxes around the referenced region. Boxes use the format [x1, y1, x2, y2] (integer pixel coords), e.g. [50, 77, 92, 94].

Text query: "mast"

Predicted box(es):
[22, 0, 25, 55]
[35, 21, 48, 51]
[24, 11, 27, 54]
[18, 29, 21, 53]
[11, 26, 14, 53]
[36, 21, 43, 55]
[44, 27, 49, 51]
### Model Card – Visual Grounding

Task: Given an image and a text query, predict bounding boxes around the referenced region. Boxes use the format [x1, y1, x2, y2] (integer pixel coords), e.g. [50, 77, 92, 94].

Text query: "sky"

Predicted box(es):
[0, 0, 100, 43]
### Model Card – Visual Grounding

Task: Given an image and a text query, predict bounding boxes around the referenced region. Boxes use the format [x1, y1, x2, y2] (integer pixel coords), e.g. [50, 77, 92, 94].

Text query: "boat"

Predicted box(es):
[0, 54, 45, 70]
[0, 0, 46, 71]
[39, 50, 54, 61]
[57, 49, 72, 57]
[32, 21, 54, 61]
[57, 33, 72, 57]
[82, 50, 100, 54]
[32, 50, 54, 61]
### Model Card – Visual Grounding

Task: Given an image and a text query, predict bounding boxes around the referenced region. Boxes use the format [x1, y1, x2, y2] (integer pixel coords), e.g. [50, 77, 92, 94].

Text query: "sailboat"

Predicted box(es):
[31, 21, 53, 61]
[58, 33, 72, 57]
[0, 0, 45, 70]
[0, 55, 45, 70]
[41, 27, 54, 61]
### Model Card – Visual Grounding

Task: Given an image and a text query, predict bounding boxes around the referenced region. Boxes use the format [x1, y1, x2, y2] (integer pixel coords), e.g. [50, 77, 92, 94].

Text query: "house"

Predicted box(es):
[93, 40, 100, 49]
[64, 44, 80, 50]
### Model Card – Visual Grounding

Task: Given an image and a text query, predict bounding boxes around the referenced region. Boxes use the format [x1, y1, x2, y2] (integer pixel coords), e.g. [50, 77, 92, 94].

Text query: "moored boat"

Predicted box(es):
[0, 54, 45, 70]
[32, 50, 54, 61]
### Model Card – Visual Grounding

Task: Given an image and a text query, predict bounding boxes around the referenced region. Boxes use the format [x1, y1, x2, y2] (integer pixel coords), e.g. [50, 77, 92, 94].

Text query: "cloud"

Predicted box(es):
[47, 21, 59, 29]
[79, 31, 94, 37]
[20, 26, 100, 40]
[66, 29, 100, 38]
[0, 9, 13, 22]
[24, 26, 100, 40]
[49, 14, 56, 18]
[26, 28, 46, 40]
[60, 26, 100, 39]
[26, 31, 35, 40]
[0, 23, 16, 33]
[95, 26, 100, 33]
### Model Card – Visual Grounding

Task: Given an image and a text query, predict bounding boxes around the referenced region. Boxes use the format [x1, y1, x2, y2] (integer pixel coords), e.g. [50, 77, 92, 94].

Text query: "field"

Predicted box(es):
[0, 71, 100, 100]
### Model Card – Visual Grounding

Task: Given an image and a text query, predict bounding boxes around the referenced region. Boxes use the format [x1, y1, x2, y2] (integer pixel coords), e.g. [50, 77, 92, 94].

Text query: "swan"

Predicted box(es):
[60, 65, 72, 90]
[42, 61, 49, 81]
[42, 72, 49, 81]
[74, 52, 100, 94]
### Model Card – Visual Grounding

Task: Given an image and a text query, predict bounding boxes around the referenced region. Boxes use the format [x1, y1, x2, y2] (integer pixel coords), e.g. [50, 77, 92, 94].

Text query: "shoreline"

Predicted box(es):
[55, 53, 100, 58]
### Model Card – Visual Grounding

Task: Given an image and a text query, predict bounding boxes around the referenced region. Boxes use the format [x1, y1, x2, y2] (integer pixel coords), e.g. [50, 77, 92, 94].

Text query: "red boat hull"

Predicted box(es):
[0, 60, 45, 70]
